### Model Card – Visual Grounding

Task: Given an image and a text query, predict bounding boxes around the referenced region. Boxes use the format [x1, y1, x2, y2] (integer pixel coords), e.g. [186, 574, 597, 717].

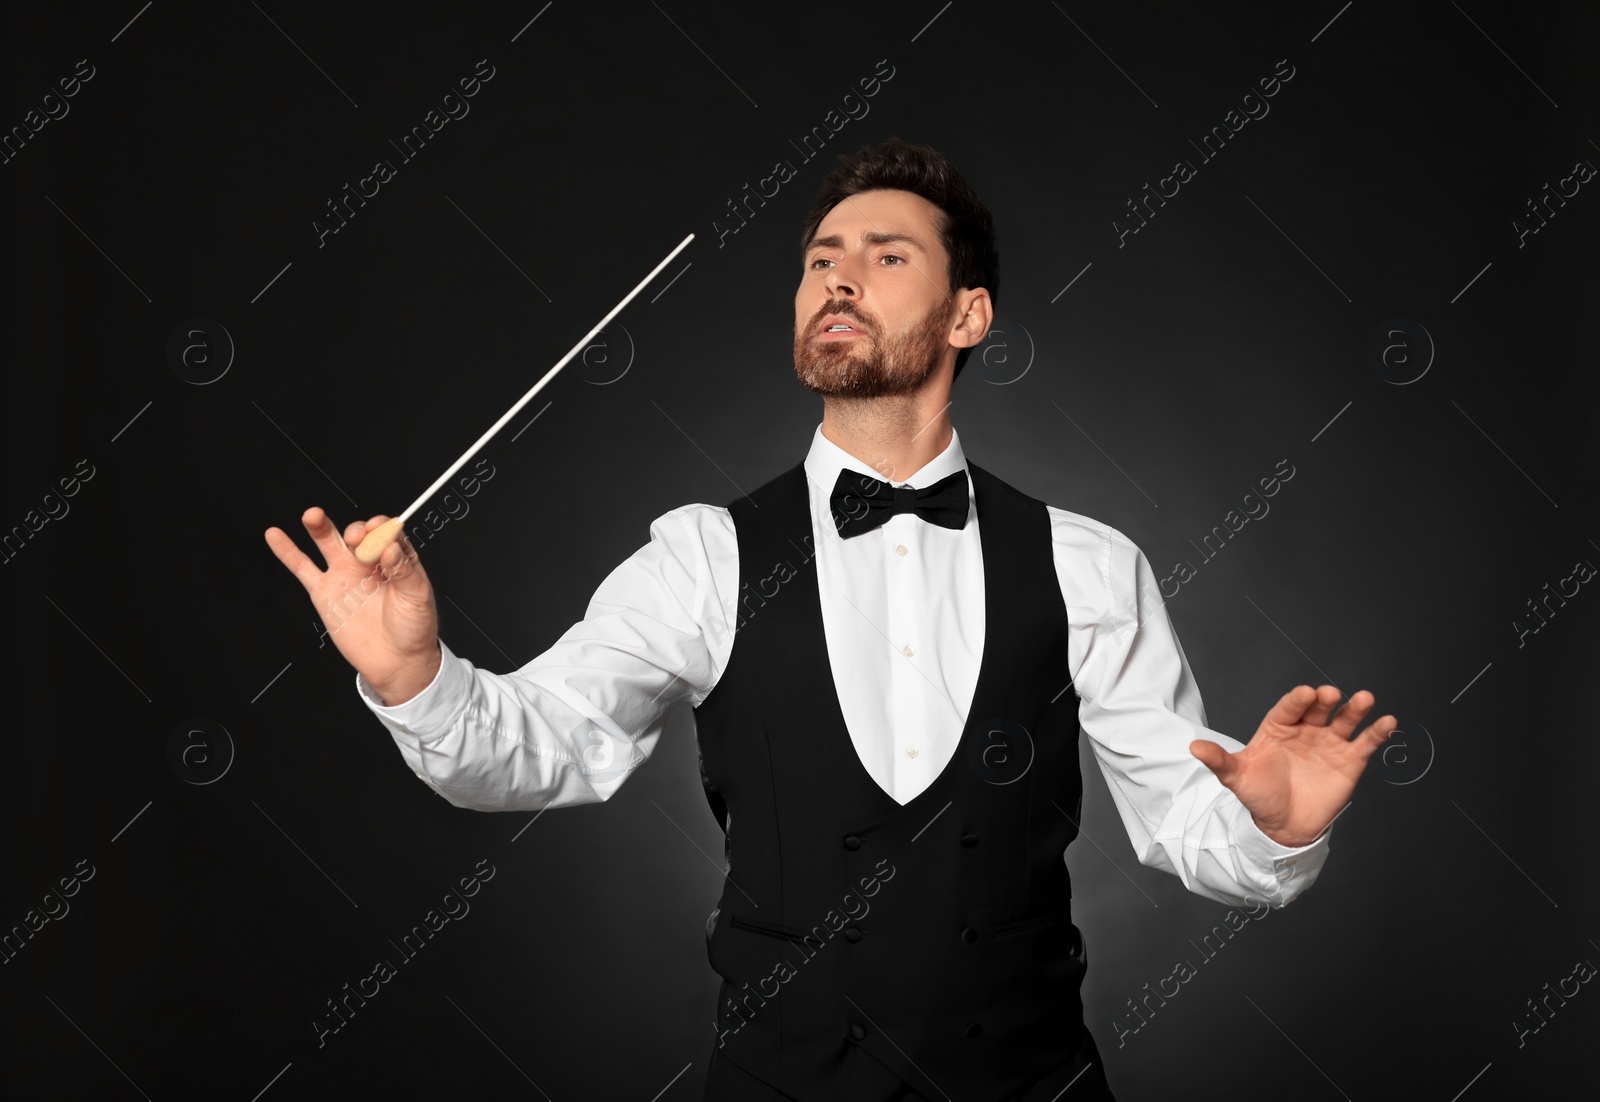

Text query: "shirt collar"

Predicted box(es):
[803, 420, 968, 493]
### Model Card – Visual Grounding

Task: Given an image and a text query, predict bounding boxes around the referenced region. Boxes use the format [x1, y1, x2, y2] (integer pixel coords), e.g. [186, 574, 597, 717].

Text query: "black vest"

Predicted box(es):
[692, 459, 1092, 1098]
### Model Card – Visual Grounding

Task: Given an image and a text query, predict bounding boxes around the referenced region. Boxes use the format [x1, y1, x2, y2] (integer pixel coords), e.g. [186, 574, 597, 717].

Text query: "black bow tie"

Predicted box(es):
[830, 468, 969, 539]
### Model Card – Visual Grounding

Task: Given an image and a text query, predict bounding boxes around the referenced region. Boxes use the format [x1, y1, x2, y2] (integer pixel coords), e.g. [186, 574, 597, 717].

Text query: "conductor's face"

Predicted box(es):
[794, 188, 957, 398]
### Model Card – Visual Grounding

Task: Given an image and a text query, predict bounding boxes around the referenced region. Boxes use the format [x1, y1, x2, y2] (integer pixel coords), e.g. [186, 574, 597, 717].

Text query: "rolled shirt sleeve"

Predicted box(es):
[355, 504, 733, 812]
[1051, 509, 1329, 909]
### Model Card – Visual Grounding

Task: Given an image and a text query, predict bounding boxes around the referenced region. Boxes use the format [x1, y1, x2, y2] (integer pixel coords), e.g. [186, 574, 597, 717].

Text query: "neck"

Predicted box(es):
[820, 383, 954, 484]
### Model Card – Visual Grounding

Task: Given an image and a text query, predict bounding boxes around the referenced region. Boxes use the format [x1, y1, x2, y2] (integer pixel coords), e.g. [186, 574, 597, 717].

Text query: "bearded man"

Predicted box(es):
[267, 136, 1396, 1101]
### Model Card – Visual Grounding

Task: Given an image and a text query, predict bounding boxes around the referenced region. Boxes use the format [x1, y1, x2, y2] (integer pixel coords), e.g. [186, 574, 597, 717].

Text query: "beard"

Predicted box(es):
[793, 292, 955, 398]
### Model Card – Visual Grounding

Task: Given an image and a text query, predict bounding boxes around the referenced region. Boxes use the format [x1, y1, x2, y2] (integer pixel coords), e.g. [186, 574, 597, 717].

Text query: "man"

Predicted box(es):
[265, 137, 1396, 1101]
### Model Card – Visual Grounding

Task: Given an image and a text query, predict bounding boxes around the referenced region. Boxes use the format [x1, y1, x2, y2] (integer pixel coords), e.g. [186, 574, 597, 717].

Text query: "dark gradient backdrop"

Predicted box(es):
[4, 2, 1597, 1099]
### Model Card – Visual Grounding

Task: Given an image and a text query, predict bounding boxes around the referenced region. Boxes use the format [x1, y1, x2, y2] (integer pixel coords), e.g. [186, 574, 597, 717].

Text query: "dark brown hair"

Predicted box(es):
[799, 137, 999, 380]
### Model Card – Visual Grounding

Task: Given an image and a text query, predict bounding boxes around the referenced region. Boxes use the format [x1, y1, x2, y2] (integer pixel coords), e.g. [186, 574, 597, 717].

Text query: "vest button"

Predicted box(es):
[849, 1023, 867, 1041]
[965, 1022, 983, 1038]
[960, 833, 979, 848]
[843, 835, 862, 851]
[844, 926, 862, 942]
[960, 926, 979, 943]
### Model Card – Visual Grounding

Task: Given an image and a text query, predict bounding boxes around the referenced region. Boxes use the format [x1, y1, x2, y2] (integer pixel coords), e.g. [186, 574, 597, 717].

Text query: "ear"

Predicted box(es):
[947, 288, 994, 350]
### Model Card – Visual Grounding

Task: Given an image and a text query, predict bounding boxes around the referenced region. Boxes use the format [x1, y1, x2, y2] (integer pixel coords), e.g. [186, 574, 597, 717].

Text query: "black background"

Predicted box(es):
[3, 2, 1597, 1099]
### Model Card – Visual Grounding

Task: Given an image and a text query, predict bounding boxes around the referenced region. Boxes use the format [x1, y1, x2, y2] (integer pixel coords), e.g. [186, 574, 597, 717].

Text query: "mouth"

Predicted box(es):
[817, 316, 867, 340]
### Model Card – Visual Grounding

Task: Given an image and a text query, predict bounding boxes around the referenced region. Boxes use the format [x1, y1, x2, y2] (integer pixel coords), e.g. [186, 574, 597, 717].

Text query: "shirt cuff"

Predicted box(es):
[1231, 802, 1332, 907]
[354, 638, 473, 744]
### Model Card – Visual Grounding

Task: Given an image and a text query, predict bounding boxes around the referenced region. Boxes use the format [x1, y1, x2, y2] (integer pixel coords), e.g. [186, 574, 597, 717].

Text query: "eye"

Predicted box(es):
[806, 253, 906, 271]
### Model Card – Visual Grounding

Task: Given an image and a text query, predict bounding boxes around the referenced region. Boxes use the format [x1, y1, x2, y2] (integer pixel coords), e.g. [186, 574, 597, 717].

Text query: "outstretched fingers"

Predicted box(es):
[1351, 712, 1398, 759]
[1329, 690, 1377, 739]
[1301, 685, 1342, 728]
[263, 523, 323, 591]
[1324, 690, 1397, 759]
[298, 506, 354, 569]
[264, 507, 385, 592]
[1262, 684, 1319, 729]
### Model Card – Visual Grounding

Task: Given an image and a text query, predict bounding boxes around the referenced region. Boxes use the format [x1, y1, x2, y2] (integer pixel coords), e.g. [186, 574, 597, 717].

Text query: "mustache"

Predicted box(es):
[807, 302, 874, 334]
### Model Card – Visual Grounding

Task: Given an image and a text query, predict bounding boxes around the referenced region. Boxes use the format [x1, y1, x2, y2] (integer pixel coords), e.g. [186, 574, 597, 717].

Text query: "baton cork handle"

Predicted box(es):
[354, 517, 406, 564]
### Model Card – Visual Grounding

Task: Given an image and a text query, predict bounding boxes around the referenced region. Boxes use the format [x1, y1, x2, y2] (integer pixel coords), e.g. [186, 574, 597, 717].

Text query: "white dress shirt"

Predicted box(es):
[357, 424, 1328, 908]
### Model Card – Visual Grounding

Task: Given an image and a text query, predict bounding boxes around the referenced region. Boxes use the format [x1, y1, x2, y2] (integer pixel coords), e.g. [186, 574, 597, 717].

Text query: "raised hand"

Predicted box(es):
[1190, 685, 1397, 848]
[264, 508, 442, 705]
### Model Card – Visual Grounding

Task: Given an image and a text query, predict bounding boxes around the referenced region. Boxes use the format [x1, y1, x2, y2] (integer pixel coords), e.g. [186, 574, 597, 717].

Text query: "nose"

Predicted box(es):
[825, 257, 862, 300]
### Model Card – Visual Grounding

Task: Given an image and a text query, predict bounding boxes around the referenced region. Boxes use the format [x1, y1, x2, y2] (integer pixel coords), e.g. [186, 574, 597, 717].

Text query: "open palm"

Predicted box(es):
[1191, 685, 1396, 848]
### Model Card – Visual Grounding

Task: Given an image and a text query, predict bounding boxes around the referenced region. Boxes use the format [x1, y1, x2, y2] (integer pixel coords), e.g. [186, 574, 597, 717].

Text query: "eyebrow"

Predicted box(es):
[805, 230, 930, 256]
